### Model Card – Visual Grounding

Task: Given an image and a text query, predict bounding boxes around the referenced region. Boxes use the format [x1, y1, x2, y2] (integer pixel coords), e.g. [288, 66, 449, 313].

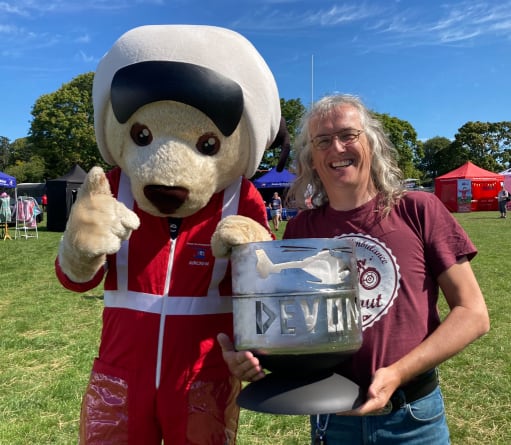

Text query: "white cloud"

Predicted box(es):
[227, 0, 511, 49]
[0, 23, 19, 34]
[382, 1, 511, 46]
[0, 2, 27, 16]
[232, 2, 381, 31]
[75, 50, 95, 63]
[0, 0, 146, 16]
[75, 34, 91, 44]
[309, 5, 367, 26]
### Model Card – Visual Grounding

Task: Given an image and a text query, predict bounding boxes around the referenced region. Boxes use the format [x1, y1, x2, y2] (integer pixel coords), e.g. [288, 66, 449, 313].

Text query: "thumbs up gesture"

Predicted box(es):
[58, 166, 140, 283]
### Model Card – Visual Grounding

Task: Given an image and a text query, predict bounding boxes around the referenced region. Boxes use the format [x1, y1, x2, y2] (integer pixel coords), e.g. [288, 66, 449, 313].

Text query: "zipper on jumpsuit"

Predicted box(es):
[150, 179, 242, 389]
[155, 218, 179, 389]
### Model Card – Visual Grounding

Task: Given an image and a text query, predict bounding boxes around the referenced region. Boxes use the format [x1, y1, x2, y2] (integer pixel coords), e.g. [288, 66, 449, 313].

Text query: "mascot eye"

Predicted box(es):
[196, 133, 221, 156]
[130, 123, 153, 146]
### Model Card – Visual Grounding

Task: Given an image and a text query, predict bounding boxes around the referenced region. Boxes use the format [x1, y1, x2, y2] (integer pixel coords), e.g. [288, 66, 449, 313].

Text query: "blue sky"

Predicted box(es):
[1, 0, 510, 143]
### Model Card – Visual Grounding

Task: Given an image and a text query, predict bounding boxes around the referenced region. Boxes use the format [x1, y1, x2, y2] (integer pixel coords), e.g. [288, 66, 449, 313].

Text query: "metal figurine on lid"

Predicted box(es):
[230, 238, 362, 414]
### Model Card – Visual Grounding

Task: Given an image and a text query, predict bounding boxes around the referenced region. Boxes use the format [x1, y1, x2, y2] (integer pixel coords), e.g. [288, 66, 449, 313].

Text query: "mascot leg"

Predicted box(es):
[79, 368, 130, 445]
[183, 376, 241, 445]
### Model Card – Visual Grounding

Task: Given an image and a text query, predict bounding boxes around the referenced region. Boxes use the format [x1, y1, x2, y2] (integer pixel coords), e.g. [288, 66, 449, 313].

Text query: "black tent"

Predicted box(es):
[46, 164, 87, 232]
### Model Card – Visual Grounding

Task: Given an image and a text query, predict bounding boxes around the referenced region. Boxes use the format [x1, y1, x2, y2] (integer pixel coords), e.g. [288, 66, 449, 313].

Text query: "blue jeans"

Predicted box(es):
[310, 386, 450, 444]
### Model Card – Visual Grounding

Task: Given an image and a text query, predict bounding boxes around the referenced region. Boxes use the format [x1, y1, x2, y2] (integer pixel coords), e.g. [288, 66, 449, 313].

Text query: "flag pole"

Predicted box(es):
[311, 54, 314, 105]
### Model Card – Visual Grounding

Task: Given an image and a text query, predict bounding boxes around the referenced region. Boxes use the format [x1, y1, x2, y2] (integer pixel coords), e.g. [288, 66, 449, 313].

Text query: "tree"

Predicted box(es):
[0, 136, 10, 171]
[280, 98, 305, 144]
[28, 72, 106, 179]
[258, 98, 306, 171]
[5, 156, 45, 183]
[9, 137, 33, 164]
[446, 121, 511, 174]
[419, 136, 452, 180]
[374, 112, 423, 180]
[1, 137, 47, 182]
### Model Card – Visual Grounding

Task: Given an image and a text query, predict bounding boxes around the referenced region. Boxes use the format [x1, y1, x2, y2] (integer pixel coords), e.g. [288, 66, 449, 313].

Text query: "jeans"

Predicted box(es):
[310, 386, 450, 444]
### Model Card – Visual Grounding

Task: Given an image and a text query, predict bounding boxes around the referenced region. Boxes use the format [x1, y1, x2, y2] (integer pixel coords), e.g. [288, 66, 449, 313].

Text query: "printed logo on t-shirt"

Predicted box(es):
[336, 233, 401, 330]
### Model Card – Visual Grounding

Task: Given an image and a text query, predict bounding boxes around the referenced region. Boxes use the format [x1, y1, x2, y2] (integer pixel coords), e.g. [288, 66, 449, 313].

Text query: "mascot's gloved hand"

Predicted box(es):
[58, 166, 140, 282]
[211, 215, 272, 258]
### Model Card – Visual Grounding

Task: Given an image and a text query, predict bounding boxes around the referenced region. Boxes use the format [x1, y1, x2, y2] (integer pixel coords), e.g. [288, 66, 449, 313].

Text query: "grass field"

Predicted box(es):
[0, 211, 510, 444]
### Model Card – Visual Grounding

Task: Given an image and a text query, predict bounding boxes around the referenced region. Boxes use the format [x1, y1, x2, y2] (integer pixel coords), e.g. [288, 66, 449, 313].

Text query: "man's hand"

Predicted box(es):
[217, 333, 266, 382]
[339, 367, 401, 416]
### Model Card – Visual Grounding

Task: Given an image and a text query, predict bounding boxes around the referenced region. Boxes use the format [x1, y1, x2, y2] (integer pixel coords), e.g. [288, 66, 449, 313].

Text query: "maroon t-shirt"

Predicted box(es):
[284, 191, 477, 388]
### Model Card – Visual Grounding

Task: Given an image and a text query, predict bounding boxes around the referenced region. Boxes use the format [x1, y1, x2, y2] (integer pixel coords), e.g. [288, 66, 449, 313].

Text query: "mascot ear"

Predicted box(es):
[269, 116, 291, 172]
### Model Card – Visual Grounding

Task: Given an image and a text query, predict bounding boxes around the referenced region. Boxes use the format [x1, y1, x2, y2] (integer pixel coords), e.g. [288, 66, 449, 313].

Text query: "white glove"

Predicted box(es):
[58, 166, 140, 282]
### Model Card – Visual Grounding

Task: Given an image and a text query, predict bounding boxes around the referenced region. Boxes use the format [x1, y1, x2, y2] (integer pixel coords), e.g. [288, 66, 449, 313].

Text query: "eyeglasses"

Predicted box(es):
[310, 129, 364, 150]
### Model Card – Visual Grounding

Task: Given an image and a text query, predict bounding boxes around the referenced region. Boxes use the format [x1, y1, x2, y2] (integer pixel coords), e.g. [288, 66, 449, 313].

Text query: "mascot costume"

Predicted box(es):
[55, 25, 288, 444]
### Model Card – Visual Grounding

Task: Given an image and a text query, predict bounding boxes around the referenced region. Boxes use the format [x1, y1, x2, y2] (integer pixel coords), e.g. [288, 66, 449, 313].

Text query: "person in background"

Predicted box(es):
[218, 94, 489, 444]
[269, 191, 282, 231]
[497, 184, 509, 218]
[41, 194, 48, 212]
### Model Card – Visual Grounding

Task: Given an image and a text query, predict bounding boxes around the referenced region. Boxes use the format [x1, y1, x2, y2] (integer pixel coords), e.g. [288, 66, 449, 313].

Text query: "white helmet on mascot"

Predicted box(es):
[92, 24, 282, 178]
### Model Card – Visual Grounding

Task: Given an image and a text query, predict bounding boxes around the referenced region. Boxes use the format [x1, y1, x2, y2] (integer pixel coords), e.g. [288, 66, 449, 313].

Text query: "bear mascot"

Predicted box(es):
[55, 25, 288, 444]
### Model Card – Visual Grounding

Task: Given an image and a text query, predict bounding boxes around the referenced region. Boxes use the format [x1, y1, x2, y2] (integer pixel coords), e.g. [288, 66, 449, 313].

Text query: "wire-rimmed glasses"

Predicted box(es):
[310, 129, 364, 150]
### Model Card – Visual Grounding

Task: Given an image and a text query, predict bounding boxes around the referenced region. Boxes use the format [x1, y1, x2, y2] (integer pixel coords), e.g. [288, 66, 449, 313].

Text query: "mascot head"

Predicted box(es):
[92, 25, 283, 217]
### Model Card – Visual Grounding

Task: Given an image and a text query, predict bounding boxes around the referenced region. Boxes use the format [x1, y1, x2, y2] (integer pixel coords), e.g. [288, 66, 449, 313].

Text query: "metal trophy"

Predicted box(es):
[231, 238, 362, 414]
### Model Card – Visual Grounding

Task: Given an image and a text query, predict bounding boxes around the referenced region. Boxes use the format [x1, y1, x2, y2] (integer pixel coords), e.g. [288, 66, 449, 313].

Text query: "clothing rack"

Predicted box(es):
[14, 196, 40, 239]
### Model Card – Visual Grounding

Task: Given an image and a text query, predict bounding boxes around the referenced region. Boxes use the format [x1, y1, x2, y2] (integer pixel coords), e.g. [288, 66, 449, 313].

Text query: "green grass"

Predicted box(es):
[435, 213, 511, 444]
[0, 213, 510, 444]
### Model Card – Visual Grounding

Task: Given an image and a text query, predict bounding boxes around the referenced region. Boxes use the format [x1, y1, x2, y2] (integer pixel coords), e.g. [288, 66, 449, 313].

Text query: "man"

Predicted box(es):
[218, 94, 489, 444]
[497, 184, 509, 218]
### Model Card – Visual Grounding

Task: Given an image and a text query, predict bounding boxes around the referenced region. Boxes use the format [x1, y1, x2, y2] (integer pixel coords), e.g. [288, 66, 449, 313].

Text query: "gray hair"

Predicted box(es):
[287, 94, 405, 215]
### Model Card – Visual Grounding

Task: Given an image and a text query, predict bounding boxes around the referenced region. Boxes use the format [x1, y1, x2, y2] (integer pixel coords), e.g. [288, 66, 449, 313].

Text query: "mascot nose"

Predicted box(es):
[144, 185, 189, 215]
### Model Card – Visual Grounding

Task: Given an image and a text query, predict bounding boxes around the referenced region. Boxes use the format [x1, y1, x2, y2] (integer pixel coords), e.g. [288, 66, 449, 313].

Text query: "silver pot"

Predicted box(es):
[231, 238, 362, 374]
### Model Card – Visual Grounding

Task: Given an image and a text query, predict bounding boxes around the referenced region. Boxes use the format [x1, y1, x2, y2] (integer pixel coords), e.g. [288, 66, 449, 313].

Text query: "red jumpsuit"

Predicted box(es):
[56, 167, 270, 444]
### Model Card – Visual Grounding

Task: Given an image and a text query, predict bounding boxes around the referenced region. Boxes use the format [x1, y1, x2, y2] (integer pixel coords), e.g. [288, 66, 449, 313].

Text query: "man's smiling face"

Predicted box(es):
[309, 104, 373, 206]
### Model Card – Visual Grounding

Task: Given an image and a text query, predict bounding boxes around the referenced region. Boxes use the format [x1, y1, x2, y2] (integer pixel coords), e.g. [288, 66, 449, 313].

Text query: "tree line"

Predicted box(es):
[1, 72, 510, 185]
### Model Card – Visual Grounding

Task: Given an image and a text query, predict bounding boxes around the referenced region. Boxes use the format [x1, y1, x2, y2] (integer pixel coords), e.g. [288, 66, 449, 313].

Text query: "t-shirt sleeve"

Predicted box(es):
[283, 209, 306, 238]
[419, 193, 477, 279]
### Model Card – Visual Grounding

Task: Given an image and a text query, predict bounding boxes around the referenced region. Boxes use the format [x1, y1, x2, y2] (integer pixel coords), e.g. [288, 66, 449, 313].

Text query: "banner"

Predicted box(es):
[457, 179, 472, 212]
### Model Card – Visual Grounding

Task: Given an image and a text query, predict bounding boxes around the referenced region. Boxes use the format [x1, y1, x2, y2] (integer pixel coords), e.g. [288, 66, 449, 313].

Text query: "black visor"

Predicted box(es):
[110, 60, 244, 136]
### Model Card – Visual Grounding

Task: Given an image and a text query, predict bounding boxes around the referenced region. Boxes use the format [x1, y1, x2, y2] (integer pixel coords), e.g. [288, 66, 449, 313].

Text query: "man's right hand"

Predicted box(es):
[217, 333, 266, 382]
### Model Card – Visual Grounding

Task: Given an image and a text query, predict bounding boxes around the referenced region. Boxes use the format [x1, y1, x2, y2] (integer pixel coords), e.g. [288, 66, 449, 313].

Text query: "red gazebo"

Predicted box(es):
[434, 161, 504, 212]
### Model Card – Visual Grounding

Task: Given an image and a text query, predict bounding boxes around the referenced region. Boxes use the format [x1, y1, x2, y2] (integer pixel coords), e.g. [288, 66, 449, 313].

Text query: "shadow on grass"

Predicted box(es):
[81, 294, 104, 301]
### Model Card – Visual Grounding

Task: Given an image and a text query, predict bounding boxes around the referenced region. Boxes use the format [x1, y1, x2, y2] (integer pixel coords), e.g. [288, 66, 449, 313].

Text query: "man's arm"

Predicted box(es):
[350, 257, 489, 415]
